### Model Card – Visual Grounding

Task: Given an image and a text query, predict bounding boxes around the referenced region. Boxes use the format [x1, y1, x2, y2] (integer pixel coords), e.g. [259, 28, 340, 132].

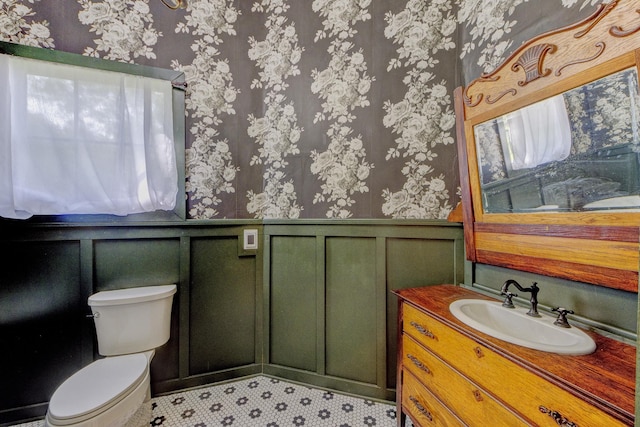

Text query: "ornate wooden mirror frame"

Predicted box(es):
[455, 0, 640, 292]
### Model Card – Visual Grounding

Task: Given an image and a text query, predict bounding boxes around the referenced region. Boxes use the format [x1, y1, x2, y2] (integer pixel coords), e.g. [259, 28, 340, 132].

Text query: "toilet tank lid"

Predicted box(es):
[88, 285, 176, 307]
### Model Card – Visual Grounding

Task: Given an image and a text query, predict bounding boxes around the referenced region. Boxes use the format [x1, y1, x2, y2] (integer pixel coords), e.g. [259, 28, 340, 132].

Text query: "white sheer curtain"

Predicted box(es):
[0, 55, 178, 219]
[498, 94, 572, 171]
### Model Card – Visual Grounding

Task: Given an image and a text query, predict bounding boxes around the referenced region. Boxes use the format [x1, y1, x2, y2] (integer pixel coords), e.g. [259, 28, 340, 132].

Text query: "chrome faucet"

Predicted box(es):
[500, 279, 540, 317]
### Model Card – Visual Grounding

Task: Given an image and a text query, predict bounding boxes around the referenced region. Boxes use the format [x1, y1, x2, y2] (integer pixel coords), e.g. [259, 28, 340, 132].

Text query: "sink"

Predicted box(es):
[449, 299, 596, 355]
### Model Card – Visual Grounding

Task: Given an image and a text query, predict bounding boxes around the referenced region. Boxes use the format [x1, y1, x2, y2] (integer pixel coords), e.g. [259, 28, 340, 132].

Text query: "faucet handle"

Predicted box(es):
[552, 307, 574, 328]
[501, 291, 517, 308]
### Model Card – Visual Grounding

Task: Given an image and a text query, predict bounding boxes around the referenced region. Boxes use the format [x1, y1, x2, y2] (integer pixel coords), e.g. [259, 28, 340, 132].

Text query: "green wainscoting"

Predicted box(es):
[0, 220, 463, 426]
[269, 236, 318, 372]
[189, 237, 258, 376]
[325, 237, 378, 385]
[262, 221, 465, 401]
[0, 240, 85, 419]
[0, 222, 265, 425]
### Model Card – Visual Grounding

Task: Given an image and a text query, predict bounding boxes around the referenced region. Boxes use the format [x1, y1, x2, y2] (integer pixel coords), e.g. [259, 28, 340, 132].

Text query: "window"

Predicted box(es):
[0, 42, 185, 222]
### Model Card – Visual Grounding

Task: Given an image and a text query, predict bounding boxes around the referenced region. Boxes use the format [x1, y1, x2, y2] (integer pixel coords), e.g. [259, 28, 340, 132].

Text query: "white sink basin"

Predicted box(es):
[449, 299, 596, 355]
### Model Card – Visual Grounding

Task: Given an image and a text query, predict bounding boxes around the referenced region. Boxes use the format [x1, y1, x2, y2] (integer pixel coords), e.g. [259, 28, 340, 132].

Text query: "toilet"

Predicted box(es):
[45, 284, 177, 427]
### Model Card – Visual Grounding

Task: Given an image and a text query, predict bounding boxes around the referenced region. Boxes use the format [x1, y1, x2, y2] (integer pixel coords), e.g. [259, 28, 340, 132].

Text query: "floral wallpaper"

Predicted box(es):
[246, 0, 303, 218]
[0, 0, 602, 219]
[381, 0, 456, 219]
[309, 0, 374, 219]
[457, 0, 600, 80]
[175, 0, 241, 219]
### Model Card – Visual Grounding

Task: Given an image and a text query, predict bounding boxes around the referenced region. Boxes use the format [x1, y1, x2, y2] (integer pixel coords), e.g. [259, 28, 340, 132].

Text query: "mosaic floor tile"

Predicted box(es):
[149, 376, 398, 427]
[9, 375, 403, 427]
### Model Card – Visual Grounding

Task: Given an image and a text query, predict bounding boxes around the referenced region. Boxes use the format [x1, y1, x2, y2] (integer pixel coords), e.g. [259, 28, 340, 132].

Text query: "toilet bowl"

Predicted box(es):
[45, 352, 152, 427]
[45, 285, 176, 427]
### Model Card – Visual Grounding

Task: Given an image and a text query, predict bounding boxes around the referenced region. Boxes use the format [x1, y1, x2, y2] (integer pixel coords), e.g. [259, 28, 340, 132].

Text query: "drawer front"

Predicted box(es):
[403, 302, 459, 353]
[402, 369, 463, 427]
[402, 334, 530, 427]
[402, 302, 627, 427]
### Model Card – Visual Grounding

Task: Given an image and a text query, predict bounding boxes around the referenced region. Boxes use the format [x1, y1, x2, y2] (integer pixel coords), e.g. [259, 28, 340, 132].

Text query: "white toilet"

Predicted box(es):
[45, 284, 177, 427]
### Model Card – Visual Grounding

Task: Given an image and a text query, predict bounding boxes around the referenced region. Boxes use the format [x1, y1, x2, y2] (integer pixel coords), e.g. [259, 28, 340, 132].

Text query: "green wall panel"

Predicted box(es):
[269, 236, 317, 371]
[385, 238, 459, 388]
[325, 237, 377, 384]
[0, 241, 82, 420]
[94, 239, 180, 291]
[189, 237, 257, 374]
[386, 238, 457, 289]
[264, 222, 464, 400]
[94, 238, 181, 383]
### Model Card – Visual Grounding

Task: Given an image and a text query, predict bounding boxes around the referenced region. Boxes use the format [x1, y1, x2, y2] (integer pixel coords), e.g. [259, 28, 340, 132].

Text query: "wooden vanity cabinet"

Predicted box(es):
[394, 285, 635, 427]
[402, 333, 524, 426]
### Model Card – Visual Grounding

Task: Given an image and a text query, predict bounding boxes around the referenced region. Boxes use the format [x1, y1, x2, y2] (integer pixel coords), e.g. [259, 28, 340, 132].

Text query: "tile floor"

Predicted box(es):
[10, 375, 402, 427]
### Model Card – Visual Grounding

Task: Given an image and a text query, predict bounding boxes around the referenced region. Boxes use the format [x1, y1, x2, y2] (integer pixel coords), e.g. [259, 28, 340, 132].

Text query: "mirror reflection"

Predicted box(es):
[474, 67, 640, 213]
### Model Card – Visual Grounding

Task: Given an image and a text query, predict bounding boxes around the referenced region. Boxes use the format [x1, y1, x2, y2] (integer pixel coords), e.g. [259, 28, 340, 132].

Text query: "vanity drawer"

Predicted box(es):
[403, 302, 464, 354]
[402, 334, 528, 427]
[402, 302, 626, 427]
[401, 369, 463, 426]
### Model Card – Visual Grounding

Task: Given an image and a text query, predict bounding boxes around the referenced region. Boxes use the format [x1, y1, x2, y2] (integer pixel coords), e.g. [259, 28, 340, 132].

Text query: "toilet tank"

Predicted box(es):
[88, 285, 176, 356]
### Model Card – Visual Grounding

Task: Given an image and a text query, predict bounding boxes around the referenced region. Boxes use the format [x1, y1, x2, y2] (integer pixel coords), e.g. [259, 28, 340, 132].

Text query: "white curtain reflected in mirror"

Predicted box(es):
[474, 67, 640, 213]
[498, 94, 571, 171]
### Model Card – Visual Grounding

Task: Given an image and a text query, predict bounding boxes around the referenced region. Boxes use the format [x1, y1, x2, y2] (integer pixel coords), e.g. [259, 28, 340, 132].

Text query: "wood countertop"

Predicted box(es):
[393, 285, 636, 424]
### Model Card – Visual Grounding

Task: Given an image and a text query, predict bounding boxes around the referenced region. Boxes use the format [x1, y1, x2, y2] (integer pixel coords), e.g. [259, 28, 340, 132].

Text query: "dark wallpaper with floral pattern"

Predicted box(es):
[0, 0, 600, 219]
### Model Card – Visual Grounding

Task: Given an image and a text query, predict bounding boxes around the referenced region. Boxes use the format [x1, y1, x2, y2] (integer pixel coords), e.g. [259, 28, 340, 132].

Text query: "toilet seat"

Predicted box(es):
[47, 353, 148, 425]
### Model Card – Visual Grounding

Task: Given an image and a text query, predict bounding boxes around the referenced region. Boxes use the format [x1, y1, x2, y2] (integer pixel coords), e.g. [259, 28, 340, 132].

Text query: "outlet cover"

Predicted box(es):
[243, 229, 258, 250]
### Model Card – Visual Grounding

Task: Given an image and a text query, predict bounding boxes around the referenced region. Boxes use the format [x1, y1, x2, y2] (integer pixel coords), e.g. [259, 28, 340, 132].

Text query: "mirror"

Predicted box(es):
[454, 0, 640, 292]
[475, 67, 640, 214]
